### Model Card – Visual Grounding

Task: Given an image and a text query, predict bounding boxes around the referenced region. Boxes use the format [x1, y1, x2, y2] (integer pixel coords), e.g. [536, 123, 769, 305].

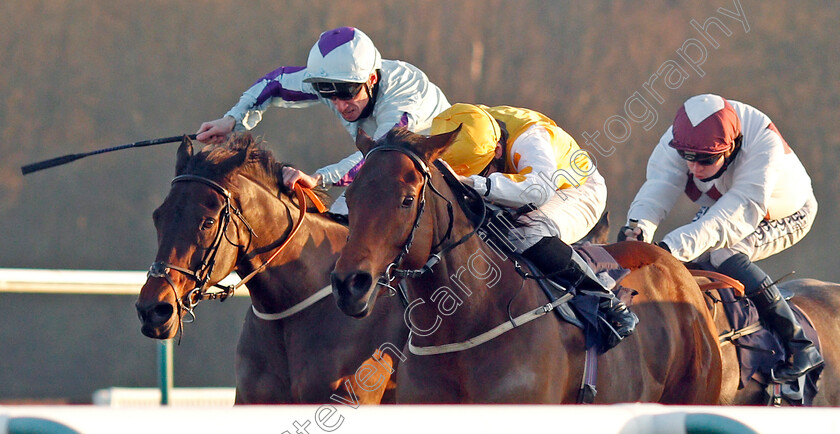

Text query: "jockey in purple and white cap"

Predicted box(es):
[620, 93, 822, 381]
[196, 27, 450, 213]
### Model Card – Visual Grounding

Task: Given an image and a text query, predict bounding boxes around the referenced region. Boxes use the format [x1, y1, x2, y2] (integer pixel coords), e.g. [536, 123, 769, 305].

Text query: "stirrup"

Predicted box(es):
[598, 316, 624, 350]
[600, 300, 638, 337]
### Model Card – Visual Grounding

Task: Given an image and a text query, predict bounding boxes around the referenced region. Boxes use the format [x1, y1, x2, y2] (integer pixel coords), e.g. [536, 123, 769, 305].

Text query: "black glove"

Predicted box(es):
[617, 225, 644, 242]
[656, 241, 671, 253]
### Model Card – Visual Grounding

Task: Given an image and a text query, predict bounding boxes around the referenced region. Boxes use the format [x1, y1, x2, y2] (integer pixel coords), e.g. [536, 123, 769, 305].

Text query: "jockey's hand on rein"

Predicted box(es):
[617, 225, 644, 242]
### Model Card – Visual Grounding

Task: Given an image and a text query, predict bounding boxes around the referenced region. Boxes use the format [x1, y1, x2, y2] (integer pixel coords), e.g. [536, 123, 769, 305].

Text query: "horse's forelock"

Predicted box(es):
[382, 127, 426, 151]
[380, 127, 454, 164]
[184, 133, 276, 185]
[182, 133, 331, 207]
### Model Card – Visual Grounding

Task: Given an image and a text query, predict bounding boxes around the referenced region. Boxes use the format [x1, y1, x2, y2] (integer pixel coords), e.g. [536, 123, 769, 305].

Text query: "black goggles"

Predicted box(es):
[312, 81, 365, 100]
[677, 150, 724, 166]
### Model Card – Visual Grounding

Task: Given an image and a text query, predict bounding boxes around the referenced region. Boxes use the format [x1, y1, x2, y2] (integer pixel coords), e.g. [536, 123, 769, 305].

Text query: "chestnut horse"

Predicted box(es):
[705, 277, 840, 405]
[777, 279, 840, 405]
[135, 134, 407, 404]
[331, 127, 723, 403]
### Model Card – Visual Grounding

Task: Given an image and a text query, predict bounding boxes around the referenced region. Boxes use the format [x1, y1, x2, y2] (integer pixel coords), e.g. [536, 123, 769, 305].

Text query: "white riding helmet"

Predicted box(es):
[303, 27, 382, 84]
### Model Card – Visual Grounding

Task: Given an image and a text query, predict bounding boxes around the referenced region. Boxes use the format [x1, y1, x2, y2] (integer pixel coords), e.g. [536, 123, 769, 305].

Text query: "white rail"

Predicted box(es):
[0, 268, 248, 296]
[1, 403, 839, 434]
[92, 387, 235, 407]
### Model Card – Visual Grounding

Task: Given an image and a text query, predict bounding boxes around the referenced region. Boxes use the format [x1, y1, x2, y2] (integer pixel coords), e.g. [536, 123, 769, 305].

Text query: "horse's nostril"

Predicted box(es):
[137, 302, 175, 325]
[331, 271, 373, 296]
[152, 303, 174, 321]
[349, 272, 373, 295]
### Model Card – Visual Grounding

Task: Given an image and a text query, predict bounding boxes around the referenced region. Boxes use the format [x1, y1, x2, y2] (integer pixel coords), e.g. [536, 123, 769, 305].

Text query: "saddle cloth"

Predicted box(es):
[715, 286, 822, 405]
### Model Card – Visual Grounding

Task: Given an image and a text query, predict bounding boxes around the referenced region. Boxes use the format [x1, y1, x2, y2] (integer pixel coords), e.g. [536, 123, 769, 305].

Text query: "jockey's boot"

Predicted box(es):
[718, 253, 824, 381]
[522, 237, 639, 346]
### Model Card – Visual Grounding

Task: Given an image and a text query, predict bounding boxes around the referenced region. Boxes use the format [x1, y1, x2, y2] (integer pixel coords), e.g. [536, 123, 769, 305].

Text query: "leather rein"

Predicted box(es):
[147, 174, 325, 326]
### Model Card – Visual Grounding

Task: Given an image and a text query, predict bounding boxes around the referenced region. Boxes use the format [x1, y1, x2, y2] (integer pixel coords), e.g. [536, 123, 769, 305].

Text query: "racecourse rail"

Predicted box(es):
[2, 403, 840, 433]
[3, 269, 840, 434]
[0, 268, 246, 405]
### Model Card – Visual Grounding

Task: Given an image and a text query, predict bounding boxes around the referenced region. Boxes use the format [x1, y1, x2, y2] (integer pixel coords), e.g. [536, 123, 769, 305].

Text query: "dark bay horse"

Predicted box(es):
[331, 127, 723, 403]
[135, 134, 407, 404]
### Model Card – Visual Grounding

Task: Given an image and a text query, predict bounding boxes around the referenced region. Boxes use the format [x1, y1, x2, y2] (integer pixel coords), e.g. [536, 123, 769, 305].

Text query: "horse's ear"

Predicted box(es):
[419, 125, 462, 163]
[355, 128, 376, 155]
[175, 135, 194, 175]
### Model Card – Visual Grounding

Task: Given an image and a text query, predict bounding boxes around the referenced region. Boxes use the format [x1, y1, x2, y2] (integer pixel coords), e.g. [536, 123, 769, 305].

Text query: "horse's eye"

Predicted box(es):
[201, 218, 216, 230]
[401, 196, 415, 208]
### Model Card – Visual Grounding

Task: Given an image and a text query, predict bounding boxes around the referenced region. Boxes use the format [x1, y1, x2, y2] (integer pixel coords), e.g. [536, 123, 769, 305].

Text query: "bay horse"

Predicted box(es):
[135, 134, 407, 404]
[331, 127, 723, 403]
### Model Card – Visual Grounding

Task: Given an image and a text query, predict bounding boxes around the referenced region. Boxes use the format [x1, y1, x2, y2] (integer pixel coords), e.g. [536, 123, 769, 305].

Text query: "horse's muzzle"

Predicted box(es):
[331, 271, 377, 318]
[136, 301, 178, 339]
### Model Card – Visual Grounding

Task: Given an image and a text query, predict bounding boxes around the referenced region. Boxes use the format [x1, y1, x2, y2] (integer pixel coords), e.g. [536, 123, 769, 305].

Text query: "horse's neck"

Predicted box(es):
[406, 176, 534, 342]
[236, 182, 345, 313]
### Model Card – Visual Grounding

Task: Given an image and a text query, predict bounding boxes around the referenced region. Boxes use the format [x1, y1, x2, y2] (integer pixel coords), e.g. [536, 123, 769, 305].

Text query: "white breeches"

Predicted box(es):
[698, 193, 818, 268]
[508, 170, 608, 252]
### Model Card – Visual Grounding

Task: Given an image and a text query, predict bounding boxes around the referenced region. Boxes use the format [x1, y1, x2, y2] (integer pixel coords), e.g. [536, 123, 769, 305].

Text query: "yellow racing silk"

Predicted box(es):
[481, 105, 592, 190]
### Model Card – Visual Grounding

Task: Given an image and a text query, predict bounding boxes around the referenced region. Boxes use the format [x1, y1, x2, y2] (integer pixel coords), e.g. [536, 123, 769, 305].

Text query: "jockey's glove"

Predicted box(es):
[617, 225, 644, 242]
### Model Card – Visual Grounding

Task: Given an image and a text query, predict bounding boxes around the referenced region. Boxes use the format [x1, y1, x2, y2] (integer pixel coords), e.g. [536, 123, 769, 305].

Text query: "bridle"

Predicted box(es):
[364, 145, 486, 297]
[147, 174, 253, 324]
[147, 173, 324, 327]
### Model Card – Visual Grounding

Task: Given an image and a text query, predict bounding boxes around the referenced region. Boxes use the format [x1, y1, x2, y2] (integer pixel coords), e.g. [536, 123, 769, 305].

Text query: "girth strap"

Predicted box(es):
[408, 292, 574, 355]
[719, 321, 763, 344]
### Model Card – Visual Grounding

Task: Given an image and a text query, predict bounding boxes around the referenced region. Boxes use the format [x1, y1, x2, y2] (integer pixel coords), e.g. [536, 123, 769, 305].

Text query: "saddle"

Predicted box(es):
[519, 243, 637, 349]
[516, 243, 637, 404]
[695, 270, 823, 406]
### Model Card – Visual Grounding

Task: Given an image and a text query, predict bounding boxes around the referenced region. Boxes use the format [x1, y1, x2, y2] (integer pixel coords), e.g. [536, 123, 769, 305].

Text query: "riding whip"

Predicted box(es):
[21, 134, 198, 175]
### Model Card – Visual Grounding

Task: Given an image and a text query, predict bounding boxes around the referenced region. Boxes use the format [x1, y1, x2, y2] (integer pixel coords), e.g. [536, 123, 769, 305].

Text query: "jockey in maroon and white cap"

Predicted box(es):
[667, 94, 743, 182]
[669, 94, 740, 154]
[621, 93, 823, 381]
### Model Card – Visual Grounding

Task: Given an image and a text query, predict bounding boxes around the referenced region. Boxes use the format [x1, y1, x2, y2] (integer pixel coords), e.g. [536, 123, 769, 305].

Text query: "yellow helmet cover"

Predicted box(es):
[430, 103, 501, 176]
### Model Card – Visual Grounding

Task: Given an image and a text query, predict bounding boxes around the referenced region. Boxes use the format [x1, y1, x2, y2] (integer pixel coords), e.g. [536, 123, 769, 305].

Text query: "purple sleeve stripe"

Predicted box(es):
[333, 158, 365, 187]
[254, 66, 306, 85]
[395, 112, 409, 128]
[255, 80, 318, 107]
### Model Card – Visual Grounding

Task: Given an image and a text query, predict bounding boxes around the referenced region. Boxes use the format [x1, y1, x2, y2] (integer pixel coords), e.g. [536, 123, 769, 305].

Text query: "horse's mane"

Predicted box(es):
[380, 127, 431, 156]
[184, 133, 332, 207]
[381, 126, 535, 234]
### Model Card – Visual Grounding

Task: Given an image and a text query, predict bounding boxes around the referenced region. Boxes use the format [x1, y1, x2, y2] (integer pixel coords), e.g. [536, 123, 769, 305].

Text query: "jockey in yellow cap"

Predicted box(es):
[432, 103, 604, 244]
[432, 103, 636, 349]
